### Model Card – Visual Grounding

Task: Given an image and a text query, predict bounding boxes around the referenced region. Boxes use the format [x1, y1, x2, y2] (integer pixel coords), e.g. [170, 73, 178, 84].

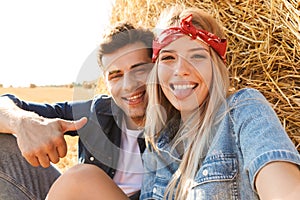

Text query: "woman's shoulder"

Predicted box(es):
[227, 88, 267, 105]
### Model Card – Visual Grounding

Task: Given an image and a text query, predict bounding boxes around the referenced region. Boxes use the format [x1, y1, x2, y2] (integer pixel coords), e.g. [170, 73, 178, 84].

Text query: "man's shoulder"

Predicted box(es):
[92, 94, 115, 115]
[93, 94, 112, 102]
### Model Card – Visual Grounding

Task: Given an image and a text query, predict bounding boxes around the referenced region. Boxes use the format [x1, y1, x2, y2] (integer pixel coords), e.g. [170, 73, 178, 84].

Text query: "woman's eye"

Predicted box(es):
[192, 54, 206, 59]
[160, 55, 175, 61]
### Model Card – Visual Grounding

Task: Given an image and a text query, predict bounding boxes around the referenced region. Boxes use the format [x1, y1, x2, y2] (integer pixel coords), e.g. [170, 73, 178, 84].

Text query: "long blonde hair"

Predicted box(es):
[144, 5, 230, 199]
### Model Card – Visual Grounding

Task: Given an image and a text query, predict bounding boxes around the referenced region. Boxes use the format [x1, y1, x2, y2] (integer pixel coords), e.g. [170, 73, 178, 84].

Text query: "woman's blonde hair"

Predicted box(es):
[144, 5, 230, 199]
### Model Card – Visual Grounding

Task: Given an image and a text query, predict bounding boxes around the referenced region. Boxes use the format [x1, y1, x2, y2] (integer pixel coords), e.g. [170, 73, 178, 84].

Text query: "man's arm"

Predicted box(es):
[0, 96, 87, 168]
[0, 96, 38, 134]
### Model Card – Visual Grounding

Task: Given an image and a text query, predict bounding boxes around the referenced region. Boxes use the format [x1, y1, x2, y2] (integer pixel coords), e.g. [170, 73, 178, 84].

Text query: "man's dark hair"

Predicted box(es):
[98, 22, 154, 69]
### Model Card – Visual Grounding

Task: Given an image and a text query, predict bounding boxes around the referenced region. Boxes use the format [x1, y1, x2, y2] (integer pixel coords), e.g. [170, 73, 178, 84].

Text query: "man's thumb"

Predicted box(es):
[60, 117, 88, 133]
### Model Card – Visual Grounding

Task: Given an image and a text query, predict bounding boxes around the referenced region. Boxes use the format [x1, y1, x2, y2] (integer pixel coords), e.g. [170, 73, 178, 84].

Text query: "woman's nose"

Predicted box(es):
[174, 57, 190, 77]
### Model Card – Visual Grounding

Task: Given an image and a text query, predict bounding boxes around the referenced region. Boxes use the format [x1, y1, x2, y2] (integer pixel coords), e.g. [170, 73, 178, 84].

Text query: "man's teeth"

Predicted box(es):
[173, 84, 195, 90]
[127, 93, 143, 100]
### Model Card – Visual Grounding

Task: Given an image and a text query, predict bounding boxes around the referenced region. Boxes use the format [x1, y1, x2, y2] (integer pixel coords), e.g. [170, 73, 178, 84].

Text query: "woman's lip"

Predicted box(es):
[170, 83, 198, 100]
[170, 83, 198, 90]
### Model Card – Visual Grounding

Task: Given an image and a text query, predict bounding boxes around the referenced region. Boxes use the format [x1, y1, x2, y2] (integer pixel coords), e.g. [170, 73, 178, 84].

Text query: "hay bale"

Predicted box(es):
[110, 0, 300, 150]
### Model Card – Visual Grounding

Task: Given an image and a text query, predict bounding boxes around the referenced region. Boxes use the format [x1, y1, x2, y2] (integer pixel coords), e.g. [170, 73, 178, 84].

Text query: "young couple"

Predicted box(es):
[0, 5, 299, 200]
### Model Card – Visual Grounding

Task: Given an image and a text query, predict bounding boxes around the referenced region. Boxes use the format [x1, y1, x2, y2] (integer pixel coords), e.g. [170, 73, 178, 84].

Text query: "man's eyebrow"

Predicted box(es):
[108, 69, 121, 75]
[130, 62, 150, 69]
[107, 62, 150, 75]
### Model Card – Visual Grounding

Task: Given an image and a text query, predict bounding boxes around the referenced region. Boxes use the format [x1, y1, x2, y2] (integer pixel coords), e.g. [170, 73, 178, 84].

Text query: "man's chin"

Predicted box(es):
[129, 113, 145, 120]
[128, 112, 145, 121]
[125, 107, 146, 119]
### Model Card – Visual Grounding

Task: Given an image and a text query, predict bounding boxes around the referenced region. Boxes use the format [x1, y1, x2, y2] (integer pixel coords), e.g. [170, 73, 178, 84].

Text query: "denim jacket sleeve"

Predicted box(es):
[230, 88, 300, 191]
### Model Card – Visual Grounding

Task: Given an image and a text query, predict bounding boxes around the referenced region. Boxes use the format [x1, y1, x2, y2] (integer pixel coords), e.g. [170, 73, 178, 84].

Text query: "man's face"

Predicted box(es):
[102, 42, 153, 127]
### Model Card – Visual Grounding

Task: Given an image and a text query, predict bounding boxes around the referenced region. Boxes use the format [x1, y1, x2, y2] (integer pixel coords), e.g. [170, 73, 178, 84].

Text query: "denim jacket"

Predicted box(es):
[141, 88, 300, 199]
[4, 94, 145, 179]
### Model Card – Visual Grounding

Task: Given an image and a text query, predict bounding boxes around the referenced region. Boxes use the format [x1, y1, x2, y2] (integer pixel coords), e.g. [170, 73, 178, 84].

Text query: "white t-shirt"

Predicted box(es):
[113, 122, 144, 196]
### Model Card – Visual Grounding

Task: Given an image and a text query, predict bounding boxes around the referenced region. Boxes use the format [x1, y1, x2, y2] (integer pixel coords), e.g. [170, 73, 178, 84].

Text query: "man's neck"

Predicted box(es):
[125, 116, 144, 130]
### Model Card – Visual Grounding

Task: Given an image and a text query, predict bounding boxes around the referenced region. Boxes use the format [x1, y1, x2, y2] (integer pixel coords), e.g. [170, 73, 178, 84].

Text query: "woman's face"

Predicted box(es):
[157, 36, 213, 114]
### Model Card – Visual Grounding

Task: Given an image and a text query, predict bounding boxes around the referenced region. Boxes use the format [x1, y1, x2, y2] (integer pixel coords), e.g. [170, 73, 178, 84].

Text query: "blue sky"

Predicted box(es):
[0, 0, 114, 87]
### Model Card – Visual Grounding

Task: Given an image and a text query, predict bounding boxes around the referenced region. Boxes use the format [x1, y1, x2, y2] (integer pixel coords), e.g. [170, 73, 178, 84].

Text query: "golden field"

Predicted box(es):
[0, 86, 100, 173]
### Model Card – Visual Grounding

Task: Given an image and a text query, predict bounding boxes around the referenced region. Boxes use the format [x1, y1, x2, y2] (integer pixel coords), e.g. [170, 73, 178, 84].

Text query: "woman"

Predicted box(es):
[141, 5, 300, 200]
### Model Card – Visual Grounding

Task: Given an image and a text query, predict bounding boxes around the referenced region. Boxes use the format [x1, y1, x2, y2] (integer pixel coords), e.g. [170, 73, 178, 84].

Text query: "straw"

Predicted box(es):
[108, 0, 300, 150]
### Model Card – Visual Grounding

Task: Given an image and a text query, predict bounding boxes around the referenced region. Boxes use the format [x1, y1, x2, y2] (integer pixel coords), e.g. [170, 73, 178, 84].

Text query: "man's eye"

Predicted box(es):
[108, 74, 122, 80]
[135, 68, 146, 74]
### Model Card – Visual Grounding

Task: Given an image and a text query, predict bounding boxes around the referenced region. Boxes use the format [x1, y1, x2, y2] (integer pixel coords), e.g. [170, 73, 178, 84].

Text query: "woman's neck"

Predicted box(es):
[180, 108, 201, 124]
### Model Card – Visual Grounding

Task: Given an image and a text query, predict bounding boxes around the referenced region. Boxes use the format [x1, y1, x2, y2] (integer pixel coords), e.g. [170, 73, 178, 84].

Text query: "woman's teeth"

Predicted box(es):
[172, 84, 196, 90]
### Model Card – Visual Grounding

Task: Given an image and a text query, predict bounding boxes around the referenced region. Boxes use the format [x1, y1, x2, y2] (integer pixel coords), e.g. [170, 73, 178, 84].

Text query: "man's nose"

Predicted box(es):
[123, 72, 138, 91]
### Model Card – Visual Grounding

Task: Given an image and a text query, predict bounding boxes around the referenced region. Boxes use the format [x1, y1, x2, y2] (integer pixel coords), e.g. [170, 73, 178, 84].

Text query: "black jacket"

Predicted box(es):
[4, 94, 146, 178]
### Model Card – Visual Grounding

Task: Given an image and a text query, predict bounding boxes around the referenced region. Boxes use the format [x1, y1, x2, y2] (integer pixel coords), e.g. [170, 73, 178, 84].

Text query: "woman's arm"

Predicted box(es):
[231, 89, 300, 198]
[256, 161, 300, 200]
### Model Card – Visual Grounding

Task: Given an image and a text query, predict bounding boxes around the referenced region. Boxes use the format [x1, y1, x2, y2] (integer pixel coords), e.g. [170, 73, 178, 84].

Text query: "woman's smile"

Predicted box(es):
[170, 82, 199, 100]
[158, 36, 212, 112]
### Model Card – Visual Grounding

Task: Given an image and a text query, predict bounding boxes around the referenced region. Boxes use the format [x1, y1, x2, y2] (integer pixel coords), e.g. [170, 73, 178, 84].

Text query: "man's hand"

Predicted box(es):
[15, 116, 87, 168]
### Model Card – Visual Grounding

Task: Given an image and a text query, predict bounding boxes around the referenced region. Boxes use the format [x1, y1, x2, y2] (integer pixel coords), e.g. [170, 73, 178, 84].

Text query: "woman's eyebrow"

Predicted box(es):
[160, 49, 176, 54]
[188, 47, 209, 52]
[160, 48, 208, 54]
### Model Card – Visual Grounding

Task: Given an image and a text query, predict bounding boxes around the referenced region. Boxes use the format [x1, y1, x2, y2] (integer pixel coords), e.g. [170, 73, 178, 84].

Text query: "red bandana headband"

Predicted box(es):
[152, 14, 227, 63]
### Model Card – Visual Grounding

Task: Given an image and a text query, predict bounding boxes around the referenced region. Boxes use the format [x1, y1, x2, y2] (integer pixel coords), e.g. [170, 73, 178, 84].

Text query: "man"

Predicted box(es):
[0, 22, 153, 200]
